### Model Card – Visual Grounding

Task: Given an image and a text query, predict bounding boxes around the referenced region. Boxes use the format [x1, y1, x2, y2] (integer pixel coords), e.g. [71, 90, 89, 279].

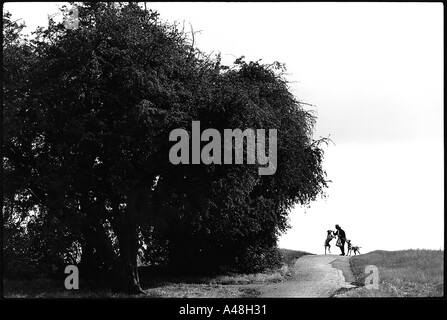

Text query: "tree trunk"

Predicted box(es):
[111, 188, 149, 294]
[79, 223, 116, 281]
[113, 217, 145, 294]
[79, 228, 97, 279]
[79, 195, 116, 282]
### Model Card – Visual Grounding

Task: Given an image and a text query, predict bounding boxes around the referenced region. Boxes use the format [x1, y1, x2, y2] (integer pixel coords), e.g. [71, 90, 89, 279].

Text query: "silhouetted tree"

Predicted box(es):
[3, 2, 328, 293]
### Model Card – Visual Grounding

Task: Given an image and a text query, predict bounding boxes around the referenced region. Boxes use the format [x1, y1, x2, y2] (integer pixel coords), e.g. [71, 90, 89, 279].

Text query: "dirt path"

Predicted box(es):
[242, 255, 357, 298]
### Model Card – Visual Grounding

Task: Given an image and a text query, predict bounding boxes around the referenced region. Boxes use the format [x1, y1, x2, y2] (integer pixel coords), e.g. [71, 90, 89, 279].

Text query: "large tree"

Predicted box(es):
[3, 2, 328, 293]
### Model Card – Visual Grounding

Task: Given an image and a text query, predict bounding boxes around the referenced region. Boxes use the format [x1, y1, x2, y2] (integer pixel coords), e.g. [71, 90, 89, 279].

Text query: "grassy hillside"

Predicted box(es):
[279, 248, 314, 267]
[337, 249, 444, 297]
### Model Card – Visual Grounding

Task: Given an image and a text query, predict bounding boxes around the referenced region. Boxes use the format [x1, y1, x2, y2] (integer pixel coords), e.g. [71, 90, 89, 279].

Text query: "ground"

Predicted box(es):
[236, 254, 356, 297]
[4, 249, 443, 298]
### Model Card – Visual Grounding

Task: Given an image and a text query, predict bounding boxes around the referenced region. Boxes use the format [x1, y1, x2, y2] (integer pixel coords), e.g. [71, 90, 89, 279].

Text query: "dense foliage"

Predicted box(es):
[2, 3, 328, 293]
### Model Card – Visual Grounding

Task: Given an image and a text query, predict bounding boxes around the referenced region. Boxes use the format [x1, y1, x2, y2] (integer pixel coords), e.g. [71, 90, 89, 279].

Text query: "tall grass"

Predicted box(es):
[339, 249, 444, 297]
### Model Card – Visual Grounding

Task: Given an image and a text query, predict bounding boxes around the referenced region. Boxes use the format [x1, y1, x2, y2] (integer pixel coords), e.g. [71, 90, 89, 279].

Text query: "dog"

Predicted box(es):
[346, 240, 361, 256]
[324, 230, 336, 255]
[346, 240, 352, 255]
[351, 246, 361, 255]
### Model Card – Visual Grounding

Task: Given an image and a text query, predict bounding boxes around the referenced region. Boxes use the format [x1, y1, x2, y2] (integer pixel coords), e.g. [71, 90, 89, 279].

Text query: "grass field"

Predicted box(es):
[335, 249, 444, 297]
[279, 248, 314, 267]
[3, 248, 312, 298]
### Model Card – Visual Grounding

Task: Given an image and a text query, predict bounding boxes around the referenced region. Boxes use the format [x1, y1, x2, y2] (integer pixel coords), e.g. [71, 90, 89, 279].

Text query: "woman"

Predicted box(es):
[334, 224, 347, 256]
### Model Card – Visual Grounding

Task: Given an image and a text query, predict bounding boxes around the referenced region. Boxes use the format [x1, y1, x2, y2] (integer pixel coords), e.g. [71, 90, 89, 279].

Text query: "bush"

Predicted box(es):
[3, 211, 81, 280]
[235, 245, 283, 273]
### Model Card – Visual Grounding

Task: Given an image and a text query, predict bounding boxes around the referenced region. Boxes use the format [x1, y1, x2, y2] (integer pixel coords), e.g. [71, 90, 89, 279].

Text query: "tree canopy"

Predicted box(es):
[2, 2, 328, 293]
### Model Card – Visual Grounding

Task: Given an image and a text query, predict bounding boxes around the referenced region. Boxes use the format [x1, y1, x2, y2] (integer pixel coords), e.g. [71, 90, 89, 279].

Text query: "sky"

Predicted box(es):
[3, 2, 444, 254]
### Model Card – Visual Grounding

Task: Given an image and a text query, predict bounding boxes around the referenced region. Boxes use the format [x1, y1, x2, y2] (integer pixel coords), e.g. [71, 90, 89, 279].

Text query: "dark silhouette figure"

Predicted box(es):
[324, 230, 336, 254]
[346, 239, 362, 256]
[351, 246, 361, 255]
[346, 239, 352, 255]
[334, 224, 346, 256]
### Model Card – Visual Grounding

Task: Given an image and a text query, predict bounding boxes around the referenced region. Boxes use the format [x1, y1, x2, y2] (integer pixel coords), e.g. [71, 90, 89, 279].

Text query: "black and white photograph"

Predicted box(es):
[1, 1, 444, 309]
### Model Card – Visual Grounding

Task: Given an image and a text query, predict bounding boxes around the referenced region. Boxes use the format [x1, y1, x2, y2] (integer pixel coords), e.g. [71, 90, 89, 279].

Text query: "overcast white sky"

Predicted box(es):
[3, 2, 444, 254]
